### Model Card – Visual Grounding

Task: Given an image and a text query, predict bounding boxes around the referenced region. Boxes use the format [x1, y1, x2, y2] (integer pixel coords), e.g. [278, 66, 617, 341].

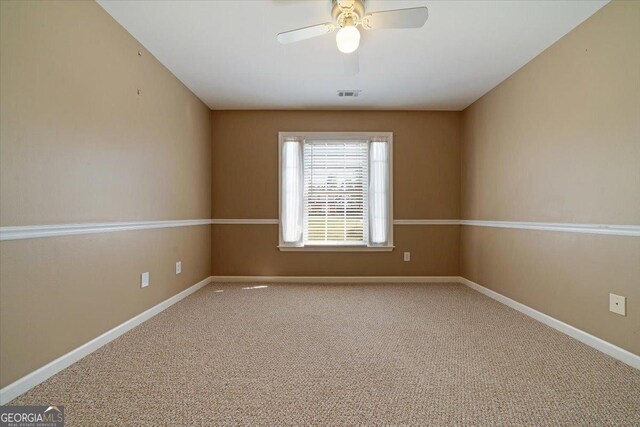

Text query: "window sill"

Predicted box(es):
[278, 245, 395, 252]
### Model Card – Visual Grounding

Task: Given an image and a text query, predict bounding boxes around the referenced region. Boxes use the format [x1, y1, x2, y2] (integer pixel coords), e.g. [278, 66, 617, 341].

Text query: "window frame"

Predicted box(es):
[278, 131, 394, 252]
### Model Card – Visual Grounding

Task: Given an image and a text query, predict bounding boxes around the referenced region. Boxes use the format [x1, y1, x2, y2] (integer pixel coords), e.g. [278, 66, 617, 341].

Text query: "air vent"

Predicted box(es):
[337, 90, 361, 97]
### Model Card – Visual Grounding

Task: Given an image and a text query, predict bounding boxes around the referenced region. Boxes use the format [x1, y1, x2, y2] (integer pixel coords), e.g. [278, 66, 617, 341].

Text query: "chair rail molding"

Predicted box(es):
[0, 219, 212, 241]
[210, 219, 279, 225]
[459, 220, 640, 237]
[2, 219, 638, 241]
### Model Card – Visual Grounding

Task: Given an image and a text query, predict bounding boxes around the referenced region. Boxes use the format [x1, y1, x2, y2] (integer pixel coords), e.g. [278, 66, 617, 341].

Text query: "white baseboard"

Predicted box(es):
[0, 276, 213, 405]
[211, 276, 461, 284]
[458, 277, 640, 370]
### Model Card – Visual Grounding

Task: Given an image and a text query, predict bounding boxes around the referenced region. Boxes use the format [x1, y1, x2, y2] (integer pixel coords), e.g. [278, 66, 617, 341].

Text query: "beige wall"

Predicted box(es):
[0, 1, 212, 225]
[0, 228, 211, 388]
[461, 1, 640, 354]
[213, 225, 459, 277]
[0, 1, 212, 387]
[211, 110, 461, 276]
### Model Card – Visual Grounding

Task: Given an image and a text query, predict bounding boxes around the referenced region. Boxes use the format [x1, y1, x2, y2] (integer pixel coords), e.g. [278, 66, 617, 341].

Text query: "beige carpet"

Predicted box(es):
[9, 282, 640, 426]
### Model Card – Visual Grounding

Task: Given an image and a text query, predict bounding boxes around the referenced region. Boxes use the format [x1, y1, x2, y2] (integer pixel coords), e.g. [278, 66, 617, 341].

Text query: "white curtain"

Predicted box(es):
[369, 140, 389, 244]
[281, 139, 303, 243]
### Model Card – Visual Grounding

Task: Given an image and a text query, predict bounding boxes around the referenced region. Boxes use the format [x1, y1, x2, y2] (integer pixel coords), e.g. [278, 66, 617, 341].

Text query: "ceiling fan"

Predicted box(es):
[277, 0, 429, 75]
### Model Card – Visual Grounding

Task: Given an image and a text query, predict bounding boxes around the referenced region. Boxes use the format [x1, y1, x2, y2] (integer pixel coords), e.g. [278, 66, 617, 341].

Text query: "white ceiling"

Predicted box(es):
[97, 0, 608, 111]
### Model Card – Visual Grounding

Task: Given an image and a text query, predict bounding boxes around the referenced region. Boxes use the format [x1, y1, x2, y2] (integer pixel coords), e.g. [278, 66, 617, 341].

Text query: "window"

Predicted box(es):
[279, 132, 393, 251]
[304, 140, 369, 245]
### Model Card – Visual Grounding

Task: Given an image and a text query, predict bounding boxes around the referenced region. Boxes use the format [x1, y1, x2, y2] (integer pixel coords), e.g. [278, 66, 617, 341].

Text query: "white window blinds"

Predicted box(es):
[303, 141, 369, 245]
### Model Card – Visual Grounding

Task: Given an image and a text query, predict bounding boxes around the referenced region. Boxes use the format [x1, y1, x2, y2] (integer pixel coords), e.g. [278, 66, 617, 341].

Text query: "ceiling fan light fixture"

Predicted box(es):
[336, 25, 360, 53]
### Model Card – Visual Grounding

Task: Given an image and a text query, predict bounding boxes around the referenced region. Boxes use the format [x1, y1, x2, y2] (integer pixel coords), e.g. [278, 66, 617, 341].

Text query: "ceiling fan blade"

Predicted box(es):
[277, 23, 335, 44]
[363, 7, 429, 30]
[343, 51, 359, 76]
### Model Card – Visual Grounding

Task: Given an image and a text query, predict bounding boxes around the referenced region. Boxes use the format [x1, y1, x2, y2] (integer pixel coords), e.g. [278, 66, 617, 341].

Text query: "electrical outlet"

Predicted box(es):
[609, 293, 626, 316]
[404, 252, 411, 262]
[175, 261, 182, 275]
[141, 272, 149, 288]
